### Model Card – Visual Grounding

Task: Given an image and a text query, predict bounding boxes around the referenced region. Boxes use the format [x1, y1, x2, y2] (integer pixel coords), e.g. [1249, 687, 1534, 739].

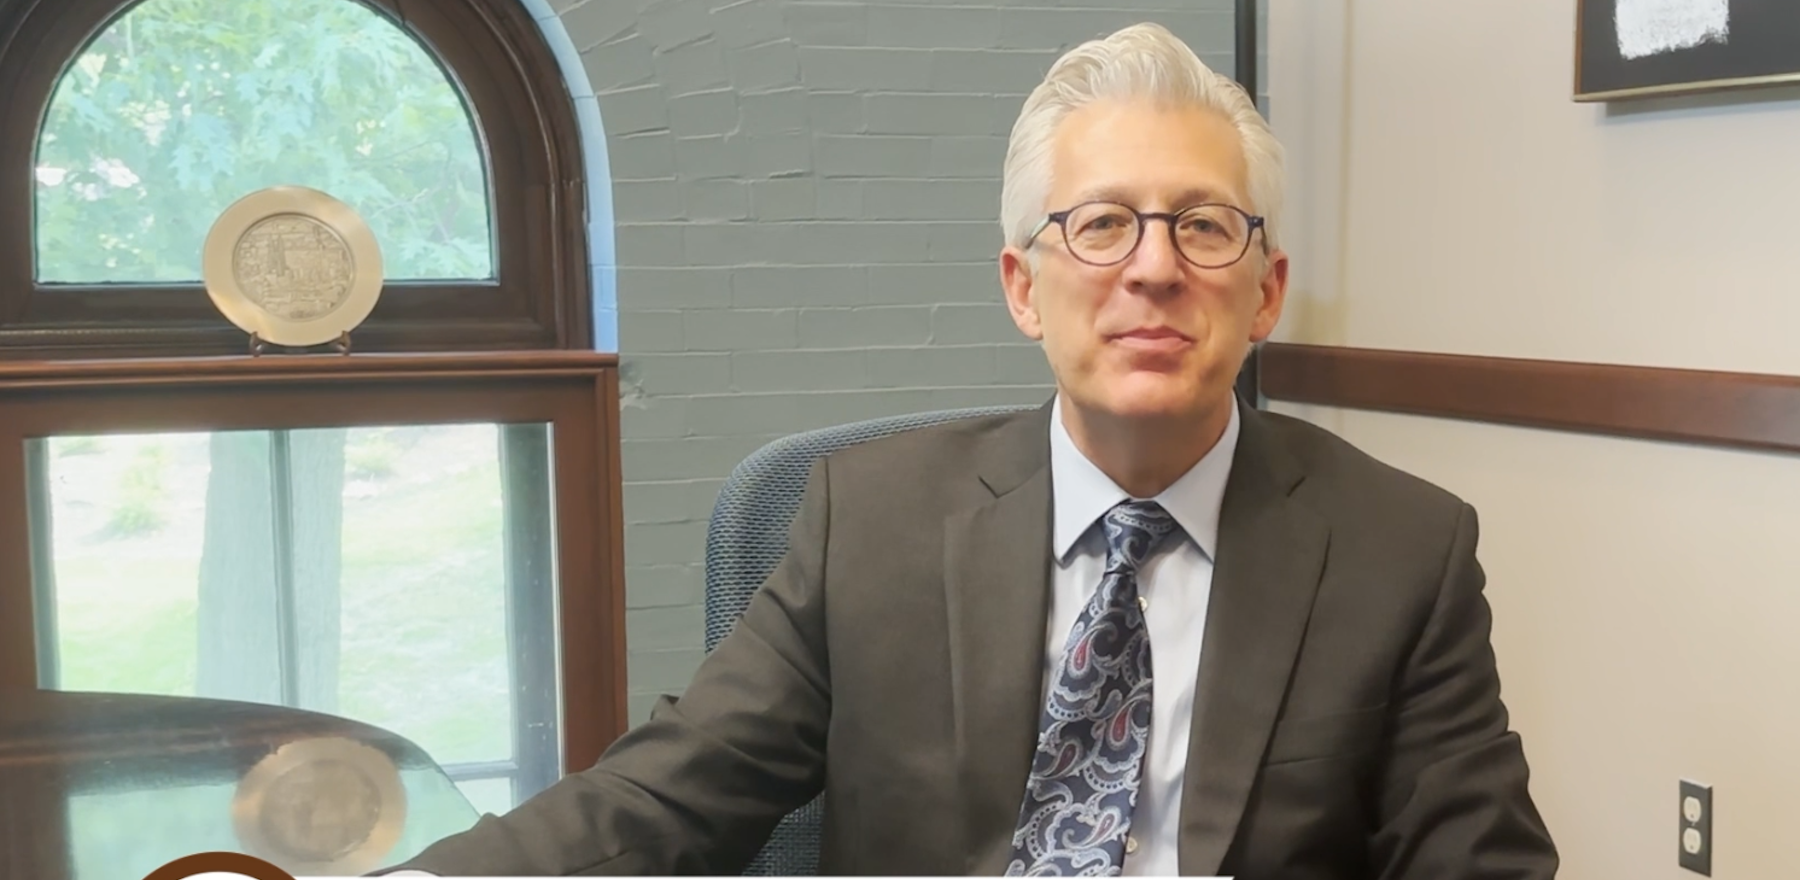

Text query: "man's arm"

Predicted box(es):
[1369, 503, 1558, 880]
[376, 461, 837, 876]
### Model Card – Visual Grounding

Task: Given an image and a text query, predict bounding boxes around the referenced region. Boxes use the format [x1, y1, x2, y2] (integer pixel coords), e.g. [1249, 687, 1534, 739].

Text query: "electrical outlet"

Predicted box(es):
[1679, 779, 1712, 876]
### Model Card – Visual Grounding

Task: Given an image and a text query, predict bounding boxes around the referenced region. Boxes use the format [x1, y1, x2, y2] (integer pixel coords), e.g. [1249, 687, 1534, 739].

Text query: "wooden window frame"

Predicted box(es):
[0, 0, 592, 358]
[0, 351, 630, 774]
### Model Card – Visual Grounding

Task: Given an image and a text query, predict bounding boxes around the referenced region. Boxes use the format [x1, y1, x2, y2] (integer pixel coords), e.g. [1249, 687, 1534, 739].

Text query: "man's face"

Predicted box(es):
[1001, 99, 1288, 427]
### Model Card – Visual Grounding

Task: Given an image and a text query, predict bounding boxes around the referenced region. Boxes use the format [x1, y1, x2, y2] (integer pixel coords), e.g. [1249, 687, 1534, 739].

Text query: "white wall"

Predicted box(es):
[1268, 2, 1800, 877]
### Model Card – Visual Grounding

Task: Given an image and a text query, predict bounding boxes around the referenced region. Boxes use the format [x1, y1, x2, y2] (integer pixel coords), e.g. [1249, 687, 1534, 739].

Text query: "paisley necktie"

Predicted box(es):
[1006, 500, 1179, 876]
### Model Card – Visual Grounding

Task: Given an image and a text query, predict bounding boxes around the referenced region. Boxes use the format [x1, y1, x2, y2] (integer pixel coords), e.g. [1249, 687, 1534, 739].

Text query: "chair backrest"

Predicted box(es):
[702, 405, 1037, 875]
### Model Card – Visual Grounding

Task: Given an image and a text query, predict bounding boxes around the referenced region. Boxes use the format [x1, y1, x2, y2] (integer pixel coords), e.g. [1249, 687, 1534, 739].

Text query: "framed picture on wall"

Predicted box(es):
[1575, 0, 1800, 101]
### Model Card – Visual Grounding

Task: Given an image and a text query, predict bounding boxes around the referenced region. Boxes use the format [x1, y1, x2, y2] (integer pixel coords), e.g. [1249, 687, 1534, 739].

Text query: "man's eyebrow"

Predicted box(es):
[1169, 186, 1237, 208]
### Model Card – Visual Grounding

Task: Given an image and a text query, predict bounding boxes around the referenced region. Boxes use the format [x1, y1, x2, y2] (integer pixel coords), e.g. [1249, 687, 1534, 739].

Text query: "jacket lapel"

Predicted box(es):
[1178, 406, 1331, 874]
[944, 403, 1054, 875]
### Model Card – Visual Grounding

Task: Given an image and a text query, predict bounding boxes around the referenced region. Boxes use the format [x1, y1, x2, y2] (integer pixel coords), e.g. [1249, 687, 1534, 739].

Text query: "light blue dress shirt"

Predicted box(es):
[1044, 393, 1241, 877]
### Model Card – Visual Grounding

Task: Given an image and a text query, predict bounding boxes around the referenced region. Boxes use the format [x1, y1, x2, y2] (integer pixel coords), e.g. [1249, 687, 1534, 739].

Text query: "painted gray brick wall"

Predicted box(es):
[550, 0, 1256, 725]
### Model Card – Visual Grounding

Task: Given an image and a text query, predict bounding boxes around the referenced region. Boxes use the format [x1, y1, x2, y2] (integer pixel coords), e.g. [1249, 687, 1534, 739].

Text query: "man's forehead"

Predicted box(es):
[1046, 101, 1250, 208]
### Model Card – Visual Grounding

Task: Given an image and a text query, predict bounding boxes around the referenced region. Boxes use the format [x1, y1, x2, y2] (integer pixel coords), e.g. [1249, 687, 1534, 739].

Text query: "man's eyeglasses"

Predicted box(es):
[1025, 200, 1267, 269]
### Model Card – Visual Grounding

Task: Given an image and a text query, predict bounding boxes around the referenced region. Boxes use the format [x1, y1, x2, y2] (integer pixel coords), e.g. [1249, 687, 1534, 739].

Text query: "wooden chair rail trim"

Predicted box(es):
[1258, 342, 1800, 455]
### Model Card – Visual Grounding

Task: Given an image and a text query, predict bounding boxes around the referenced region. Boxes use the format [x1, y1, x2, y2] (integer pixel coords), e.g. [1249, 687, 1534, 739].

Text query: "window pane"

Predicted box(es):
[453, 776, 517, 820]
[35, 0, 494, 284]
[29, 424, 559, 813]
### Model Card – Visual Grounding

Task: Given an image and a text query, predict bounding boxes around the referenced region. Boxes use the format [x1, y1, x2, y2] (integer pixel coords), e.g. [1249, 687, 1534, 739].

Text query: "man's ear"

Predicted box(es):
[1000, 246, 1043, 341]
[1249, 247, 1289, 343]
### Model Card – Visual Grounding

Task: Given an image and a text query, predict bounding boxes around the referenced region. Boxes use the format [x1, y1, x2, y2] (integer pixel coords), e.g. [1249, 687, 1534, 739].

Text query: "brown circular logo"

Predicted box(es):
[141, 851, 298, 880]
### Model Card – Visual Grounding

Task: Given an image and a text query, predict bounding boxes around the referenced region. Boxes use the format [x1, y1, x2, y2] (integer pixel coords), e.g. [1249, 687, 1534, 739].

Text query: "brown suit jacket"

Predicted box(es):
[389, 401, 1557, 877]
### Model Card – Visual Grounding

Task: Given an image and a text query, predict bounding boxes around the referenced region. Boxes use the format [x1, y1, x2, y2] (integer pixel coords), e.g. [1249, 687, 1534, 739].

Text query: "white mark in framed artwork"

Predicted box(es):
[1614, 0, 1729, 60]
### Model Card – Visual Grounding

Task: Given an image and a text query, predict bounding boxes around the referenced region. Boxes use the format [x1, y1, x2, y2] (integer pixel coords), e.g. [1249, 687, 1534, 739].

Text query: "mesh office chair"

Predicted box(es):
[702, 404, 1038, 875]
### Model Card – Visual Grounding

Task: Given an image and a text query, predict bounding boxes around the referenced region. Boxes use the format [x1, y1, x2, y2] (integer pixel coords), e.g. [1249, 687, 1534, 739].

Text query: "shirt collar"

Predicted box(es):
[1049, 393, 1240, 564]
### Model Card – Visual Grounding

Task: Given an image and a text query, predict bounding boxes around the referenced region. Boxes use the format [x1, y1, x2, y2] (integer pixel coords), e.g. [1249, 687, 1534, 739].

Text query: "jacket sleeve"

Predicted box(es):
[376, 461, 836, 876]
[1369, 502, 1560, 880]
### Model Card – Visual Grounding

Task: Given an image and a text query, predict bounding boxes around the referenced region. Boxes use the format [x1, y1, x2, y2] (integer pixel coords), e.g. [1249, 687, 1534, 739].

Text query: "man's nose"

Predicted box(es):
[1122, 220, 1183, 291]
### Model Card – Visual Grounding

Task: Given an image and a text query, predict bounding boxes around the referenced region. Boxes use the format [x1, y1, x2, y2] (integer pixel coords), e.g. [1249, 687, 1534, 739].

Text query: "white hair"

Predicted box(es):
[1000, 22, 1284, 257]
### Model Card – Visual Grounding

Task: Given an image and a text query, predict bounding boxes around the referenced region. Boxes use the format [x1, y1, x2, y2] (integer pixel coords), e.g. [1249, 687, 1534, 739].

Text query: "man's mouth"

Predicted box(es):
[1108, 327, 1194, 351]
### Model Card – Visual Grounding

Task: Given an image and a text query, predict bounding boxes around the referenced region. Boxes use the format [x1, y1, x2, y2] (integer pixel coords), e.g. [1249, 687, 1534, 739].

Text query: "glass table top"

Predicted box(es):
[0, 689, 482, 879]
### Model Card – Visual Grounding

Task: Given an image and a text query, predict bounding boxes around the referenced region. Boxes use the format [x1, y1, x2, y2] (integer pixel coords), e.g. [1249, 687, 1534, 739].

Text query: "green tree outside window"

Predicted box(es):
[35, 0, 493, 284]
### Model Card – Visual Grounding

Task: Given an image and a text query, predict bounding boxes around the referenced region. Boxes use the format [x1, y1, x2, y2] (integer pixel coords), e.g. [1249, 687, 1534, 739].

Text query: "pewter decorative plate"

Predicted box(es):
[202, 186, 383, 346]
[230, 736, 408, 876]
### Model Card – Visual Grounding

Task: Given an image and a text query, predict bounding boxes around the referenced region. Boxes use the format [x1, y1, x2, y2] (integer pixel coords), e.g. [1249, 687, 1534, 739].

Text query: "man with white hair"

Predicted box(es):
[383, 22, 1557, 878]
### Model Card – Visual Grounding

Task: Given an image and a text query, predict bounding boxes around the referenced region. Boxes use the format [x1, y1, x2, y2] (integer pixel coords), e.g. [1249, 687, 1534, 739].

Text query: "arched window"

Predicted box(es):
[36, 0, 494, 284]
[0, 0, 591, 357]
